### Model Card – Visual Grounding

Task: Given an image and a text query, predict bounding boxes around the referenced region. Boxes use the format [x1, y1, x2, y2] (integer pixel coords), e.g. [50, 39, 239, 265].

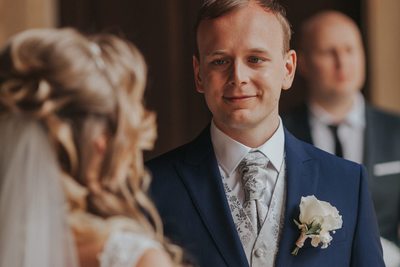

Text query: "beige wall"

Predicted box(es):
[0, 0, 57, 45]
[367, 0, 400, 113]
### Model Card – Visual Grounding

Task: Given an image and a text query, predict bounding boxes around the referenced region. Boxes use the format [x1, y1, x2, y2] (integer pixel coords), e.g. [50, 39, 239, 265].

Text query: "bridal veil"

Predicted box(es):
[0, 115, 79, 267]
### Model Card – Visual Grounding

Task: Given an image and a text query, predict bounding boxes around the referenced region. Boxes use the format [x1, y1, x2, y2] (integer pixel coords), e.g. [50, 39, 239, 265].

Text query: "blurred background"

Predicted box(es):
[1, 0, 399, 159]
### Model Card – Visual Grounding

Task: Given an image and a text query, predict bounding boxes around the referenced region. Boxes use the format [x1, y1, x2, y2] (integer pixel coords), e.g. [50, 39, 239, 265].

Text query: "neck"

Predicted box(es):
[310, 94, 356, 122]
[214, 116, 280, 148]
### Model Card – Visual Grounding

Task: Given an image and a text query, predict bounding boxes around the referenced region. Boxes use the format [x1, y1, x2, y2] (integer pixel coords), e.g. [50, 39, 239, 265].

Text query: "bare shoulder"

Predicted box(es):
[136, 248, 174, 267]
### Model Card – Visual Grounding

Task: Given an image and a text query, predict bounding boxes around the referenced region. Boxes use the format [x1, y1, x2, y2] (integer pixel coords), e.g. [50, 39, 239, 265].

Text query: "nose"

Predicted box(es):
[334, 50, 347, 71]
[227, 60, 250, 86]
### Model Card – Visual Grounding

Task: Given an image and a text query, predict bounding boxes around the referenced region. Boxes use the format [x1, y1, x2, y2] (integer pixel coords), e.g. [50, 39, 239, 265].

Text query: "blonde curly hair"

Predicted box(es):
[0, 28, 183, 265]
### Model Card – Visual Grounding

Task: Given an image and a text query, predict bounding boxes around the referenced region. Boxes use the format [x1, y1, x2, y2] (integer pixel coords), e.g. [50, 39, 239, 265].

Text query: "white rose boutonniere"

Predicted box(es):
[291, 195, 343, 255]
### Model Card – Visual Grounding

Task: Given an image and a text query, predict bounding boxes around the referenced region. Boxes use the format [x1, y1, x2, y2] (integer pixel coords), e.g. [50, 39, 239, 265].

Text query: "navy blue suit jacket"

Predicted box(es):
[147, 126, 384, 267]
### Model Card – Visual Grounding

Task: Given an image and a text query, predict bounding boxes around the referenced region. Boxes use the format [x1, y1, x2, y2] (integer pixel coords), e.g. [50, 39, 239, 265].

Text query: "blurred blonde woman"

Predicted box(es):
[0, 28, 183, 267]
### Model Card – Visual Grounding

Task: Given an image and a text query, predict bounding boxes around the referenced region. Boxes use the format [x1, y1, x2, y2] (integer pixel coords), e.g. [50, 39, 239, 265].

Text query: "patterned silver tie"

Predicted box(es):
[238, 150, 270, 234]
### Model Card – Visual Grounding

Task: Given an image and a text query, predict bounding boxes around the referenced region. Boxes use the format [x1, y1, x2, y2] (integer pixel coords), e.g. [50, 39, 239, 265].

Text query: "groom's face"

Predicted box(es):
[193, 4, 296, 134]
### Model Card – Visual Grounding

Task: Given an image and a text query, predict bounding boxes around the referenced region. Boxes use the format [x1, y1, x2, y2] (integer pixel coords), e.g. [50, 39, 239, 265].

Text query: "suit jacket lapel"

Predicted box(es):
[275, 129, 320, 267]
[174, 127, 248, 267]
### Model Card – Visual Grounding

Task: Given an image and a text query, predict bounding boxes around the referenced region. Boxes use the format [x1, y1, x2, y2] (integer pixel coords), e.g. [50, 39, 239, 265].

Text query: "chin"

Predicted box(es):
[223, 116, 259, 131]
[227, 111, 253, 123]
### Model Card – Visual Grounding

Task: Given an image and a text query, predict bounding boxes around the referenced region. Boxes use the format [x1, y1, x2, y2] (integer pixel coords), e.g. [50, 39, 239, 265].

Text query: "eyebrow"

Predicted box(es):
[205, 48, 272, 57]
[204, 50, 227, 57]
[247, 48, 271, 56]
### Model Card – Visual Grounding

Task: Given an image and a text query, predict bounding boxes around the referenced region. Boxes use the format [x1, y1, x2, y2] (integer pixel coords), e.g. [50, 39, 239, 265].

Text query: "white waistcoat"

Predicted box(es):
[222, 161, 286, 267]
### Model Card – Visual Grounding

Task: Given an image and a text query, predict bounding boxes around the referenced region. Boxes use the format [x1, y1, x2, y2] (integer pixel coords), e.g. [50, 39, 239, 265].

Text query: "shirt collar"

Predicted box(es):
[210, 118, 285, 177]
[309, 92, 366, 128]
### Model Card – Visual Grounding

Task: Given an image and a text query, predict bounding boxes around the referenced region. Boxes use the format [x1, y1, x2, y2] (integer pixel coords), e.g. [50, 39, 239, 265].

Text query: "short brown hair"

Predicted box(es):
[194, 0, 292, 57]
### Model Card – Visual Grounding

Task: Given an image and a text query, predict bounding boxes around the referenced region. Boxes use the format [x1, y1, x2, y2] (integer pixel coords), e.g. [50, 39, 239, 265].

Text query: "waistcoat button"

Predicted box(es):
[254, 248, 265, 257]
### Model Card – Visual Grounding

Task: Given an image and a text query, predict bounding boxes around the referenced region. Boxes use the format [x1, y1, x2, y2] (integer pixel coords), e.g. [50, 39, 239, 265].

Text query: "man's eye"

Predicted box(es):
[318, 49, 334, 56]
[211, 59, 228, 65]
[248, 56, 263, 64]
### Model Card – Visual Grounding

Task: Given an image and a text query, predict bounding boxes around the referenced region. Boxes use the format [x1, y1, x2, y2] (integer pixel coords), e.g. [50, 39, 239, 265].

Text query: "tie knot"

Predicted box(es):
[238, 151, 269, 202]
[238, 151, 268, 171]
[328, 124, 340, 134]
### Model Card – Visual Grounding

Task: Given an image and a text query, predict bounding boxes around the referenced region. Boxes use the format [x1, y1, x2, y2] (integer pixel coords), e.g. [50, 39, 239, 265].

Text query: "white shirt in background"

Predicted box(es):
[309, 92, 366, 163]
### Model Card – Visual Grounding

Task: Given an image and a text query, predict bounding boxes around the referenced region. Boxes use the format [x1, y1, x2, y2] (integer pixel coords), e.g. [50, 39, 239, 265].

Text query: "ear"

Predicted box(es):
[193, 55, 204, 93]
[282, 49, 297, 90]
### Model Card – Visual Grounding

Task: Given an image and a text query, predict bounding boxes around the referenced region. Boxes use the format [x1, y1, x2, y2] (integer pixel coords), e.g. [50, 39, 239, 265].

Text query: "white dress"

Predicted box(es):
[99, 231, 161, 267]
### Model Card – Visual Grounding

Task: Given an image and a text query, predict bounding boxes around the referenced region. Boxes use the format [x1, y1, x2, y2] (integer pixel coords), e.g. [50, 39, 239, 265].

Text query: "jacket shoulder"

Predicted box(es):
[146, 125, 212, 170]
[146, 143, 188, 169]
[368, 105, 400, 125]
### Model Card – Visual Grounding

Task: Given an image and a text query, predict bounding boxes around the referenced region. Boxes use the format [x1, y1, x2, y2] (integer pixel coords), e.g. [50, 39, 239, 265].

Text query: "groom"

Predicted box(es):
[147, 0, 384, 266]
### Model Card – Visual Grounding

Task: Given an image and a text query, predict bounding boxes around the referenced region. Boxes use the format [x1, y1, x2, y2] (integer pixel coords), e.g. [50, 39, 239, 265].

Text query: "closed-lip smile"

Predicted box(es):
[223, 95, 257, 103]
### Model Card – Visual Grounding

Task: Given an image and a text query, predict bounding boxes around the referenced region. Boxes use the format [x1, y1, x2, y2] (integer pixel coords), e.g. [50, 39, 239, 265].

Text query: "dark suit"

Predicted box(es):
[147, 126, 384, 266]
[283, 103, 400, 245]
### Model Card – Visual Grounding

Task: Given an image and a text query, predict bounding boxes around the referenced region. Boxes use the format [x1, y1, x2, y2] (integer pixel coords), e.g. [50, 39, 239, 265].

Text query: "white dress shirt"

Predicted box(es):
[309, 92, 366, 164]
[210, 118, 285, 205]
